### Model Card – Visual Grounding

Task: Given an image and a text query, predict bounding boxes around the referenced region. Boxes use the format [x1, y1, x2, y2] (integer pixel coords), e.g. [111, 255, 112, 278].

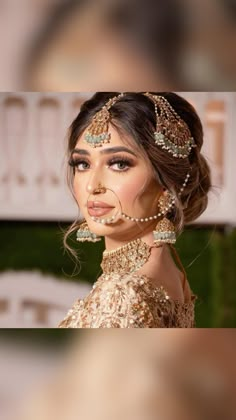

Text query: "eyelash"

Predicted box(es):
[69, 155, 134, 172]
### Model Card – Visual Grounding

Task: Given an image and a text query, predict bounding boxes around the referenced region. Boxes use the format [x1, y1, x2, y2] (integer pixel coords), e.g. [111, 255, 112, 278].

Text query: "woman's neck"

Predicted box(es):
[104, 229, 156, 252]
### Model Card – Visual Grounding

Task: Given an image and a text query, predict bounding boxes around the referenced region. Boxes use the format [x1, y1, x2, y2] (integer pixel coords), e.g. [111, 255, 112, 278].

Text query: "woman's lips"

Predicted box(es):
[87, 201, 114, 208]
[87, 201, 115, 217]
[88, 207, 114, 217]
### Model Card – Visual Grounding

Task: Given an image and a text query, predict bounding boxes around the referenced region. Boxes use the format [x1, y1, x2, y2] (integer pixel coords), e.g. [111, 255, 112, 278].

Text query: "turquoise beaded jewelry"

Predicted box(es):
[76, 221, 101, 242]
[145, 93, 196, 158]
[153, 217, 176, 244]
[84, 93, 124, 148]
[84, 92, 196, 156]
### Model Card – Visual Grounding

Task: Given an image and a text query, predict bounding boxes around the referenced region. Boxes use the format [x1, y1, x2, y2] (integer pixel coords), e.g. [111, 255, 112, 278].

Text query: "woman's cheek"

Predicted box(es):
[117, 180, 142, 207]
[73, 180, 83, 204]
[116, 175, 138, 196]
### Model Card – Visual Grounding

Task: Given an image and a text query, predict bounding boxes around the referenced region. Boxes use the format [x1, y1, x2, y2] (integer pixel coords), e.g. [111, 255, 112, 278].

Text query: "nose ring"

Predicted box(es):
[93, 182, 107, 194]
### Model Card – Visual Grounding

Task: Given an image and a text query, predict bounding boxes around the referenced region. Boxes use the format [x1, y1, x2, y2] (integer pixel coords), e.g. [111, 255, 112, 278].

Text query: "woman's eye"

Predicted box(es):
[69, 157, 133, 172]
[76, 161, 90, 171]
[109, 159, 131, 171]
[69, 159, 90, 171]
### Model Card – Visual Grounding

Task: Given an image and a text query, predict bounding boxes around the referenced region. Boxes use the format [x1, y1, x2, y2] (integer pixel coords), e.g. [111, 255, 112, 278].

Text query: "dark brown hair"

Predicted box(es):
[64, 92, 211, 255]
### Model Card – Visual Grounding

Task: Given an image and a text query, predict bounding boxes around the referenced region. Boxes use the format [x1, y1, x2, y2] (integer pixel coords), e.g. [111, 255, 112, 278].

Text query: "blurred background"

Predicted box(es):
[1, 329, 236, 420]
[0, 91, 236, 329]
[0, 0, 236, 91]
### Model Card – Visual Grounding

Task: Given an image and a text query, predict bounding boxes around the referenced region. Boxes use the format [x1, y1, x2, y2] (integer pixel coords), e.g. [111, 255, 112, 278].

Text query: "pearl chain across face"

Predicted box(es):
[90, 172, 191, 225]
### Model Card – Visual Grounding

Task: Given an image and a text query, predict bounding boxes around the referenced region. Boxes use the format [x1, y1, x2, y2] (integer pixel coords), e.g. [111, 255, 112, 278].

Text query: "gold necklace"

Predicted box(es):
[101, 238, 153, 275]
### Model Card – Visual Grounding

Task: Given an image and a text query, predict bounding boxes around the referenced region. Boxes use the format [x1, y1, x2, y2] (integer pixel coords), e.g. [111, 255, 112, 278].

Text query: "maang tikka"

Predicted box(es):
[84, 93, 124, 147]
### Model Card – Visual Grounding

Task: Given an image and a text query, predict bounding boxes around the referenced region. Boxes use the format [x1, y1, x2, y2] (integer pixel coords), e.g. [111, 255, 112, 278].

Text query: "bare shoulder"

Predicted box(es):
[134, 245, 190, 303]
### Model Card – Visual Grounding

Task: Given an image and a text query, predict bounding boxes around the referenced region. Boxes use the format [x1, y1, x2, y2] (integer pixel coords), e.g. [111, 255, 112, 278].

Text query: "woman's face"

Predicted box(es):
[71, 124, 163, 241]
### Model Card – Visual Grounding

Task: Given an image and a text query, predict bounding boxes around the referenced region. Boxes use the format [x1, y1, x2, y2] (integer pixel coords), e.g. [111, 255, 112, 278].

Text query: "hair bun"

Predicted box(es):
[183, 152, 211, 224]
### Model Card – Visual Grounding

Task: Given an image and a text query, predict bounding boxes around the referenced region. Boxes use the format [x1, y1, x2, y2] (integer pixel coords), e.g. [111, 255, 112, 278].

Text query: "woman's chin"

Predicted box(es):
[86, 217, 124, 235]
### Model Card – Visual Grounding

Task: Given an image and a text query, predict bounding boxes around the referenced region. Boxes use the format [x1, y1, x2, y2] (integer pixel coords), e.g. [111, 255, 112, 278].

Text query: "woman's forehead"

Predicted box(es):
[75, 123, 141, 152]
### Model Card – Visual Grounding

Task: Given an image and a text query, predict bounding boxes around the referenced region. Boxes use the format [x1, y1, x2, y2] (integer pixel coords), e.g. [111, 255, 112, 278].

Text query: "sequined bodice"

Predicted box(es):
[59, 238, 196, 328]
[58, 271, 196, 328]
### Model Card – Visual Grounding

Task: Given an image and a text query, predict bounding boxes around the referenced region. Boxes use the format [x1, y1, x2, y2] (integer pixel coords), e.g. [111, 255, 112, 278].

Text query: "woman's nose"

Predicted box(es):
[86, 173, 106, 194]
[86, 182, 96, 194]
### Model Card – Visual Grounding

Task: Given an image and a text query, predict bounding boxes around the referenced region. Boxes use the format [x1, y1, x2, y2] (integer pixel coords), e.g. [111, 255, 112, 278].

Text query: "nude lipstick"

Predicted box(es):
[87, 201, 114, 217]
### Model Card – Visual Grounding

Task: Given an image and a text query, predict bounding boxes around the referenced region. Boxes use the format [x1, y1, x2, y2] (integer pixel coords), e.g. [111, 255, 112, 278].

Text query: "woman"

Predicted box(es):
[59, 92, 211, 328]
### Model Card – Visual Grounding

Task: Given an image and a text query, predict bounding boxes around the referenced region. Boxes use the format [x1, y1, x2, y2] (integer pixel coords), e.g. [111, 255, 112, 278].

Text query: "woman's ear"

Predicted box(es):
[154, 190, 163, 206]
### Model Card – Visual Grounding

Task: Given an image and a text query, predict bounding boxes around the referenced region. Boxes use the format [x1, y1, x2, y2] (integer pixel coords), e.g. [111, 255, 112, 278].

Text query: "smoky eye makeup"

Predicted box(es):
[68, 156, 89, 167]
[107, 154, 135, 167]
[68, 157, 90, 174]
[68, 153, 136, 171]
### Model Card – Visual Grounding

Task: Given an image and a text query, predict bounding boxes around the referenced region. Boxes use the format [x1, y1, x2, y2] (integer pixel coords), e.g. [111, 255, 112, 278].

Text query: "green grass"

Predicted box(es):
[0, 221, 235, 329]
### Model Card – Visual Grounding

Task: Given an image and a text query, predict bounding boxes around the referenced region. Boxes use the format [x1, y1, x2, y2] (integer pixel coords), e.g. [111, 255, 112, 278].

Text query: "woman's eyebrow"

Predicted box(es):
[71, 147, 138, 157]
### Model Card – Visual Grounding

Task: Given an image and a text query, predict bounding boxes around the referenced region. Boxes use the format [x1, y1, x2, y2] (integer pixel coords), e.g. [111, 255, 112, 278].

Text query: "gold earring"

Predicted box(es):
[153, 217, 176, 244]
[76, 221, 102, 243]
[153, 191, 176, 245]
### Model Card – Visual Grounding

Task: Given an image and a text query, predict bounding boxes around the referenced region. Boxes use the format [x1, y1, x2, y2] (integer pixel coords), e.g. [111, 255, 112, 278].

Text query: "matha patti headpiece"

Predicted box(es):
[144, 93, 196, 158]
[84, 93, 124, 147]
[84, 92, 196, 157]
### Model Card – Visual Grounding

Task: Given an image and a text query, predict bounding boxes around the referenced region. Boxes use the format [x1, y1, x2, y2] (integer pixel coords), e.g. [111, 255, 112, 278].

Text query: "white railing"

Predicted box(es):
[0, 92, 235, 224]
[0, 271, 91, 328]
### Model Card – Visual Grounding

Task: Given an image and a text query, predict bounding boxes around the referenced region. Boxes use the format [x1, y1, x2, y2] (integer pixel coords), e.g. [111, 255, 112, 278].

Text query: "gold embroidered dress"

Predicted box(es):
[59, 239, 196, 328]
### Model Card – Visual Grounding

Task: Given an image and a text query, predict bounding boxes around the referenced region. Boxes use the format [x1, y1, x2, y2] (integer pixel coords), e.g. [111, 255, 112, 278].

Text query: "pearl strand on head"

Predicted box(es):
[178, 171, 190, 196]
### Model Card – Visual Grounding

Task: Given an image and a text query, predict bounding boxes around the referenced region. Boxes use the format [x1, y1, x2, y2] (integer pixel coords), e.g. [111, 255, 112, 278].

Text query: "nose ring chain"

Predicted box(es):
[93, 182, 107, 194]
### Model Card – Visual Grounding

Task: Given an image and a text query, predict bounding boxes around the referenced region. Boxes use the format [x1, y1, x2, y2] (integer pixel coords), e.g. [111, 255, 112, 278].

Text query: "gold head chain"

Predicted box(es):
[84, 92, 196, 158]
[144, 93, 196, 158]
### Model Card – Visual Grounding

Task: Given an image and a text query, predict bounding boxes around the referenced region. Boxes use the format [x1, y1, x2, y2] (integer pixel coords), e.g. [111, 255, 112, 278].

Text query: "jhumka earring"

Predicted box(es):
[152, 171, 191, 245]
[153, 191, 177, 245]
[84, 93, 124, 147]
[76, 221, 102, 243]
